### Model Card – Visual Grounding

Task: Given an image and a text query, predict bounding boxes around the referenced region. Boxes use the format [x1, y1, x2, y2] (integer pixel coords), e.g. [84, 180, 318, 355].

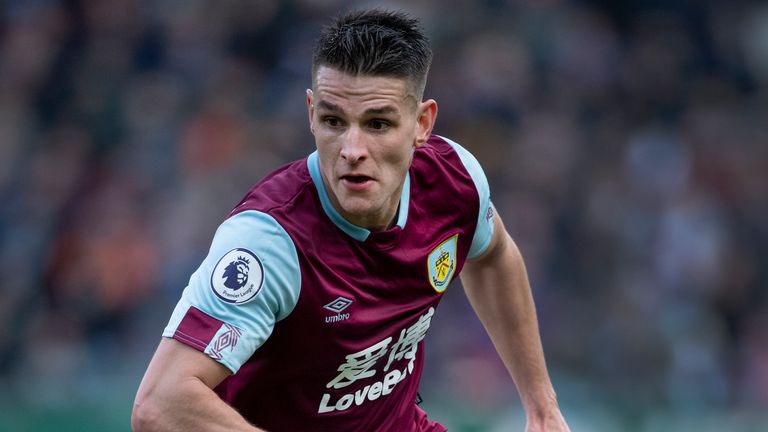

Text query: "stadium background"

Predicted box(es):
[0, 0, 767, 430]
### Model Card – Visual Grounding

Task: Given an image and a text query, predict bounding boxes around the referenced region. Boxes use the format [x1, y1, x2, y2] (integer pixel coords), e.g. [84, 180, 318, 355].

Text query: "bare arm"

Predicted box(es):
[132, 337, 265, 432]
[460, 212, 569, 432]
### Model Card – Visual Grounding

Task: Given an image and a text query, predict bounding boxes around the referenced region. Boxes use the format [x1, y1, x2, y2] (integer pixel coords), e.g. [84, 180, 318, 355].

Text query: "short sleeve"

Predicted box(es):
[162, 210, 301, 373]
[439, 135, 496, 259]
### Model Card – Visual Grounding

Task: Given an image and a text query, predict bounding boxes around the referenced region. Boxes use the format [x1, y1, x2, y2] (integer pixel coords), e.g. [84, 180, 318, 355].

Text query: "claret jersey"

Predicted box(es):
[163, 135, 495, 431]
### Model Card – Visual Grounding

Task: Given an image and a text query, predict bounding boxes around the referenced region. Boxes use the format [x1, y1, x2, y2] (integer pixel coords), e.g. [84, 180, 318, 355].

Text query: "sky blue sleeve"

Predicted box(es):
[438, 135, 496, 259]
[162, 210, 301, 373]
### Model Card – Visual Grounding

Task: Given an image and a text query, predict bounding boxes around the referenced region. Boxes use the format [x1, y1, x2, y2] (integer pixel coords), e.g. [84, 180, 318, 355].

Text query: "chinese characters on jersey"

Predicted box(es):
[318, 307, 435, 413]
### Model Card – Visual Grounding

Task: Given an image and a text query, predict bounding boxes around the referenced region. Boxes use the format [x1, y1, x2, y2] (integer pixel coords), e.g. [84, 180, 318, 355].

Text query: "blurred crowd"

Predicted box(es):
[0, 0, 766, 430]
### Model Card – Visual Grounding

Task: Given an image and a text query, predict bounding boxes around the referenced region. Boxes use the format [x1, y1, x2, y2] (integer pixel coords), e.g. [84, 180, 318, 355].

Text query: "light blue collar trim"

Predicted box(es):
[396, 168, 410, 229]
[307, 152, 409, 241]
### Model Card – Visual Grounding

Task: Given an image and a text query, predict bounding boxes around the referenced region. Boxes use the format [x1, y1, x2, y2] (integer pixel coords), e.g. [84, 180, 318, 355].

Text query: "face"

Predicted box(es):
[307, 67, 437, 231]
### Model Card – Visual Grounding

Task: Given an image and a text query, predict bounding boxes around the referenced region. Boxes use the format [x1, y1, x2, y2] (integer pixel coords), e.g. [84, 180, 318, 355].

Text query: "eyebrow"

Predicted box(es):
[316, 100, 400, 116]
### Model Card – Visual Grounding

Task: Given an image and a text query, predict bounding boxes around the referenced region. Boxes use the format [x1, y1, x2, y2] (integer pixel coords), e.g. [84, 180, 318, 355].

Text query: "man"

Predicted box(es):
[132, 9, 569, 432]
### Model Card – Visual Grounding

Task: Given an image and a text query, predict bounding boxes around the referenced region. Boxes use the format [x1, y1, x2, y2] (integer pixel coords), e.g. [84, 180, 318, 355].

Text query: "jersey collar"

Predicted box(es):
[307, 151, 410, 242]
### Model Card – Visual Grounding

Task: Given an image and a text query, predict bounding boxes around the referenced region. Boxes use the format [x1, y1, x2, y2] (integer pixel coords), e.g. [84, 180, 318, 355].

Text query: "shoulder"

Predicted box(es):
[412, 134, 488, 190]
[162, 208, 302, 373]
[230, 157, 314, 217]
[428, 135, 486, 181]
[415, 135, 495, 259]
[414, 134, 464, 162]
[416, 134, 483, 169]
[207, 210, 301, 308]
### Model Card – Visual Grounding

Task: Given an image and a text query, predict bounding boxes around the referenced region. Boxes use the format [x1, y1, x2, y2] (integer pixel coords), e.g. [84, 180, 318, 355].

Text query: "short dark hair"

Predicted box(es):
[312, 9, 433, 99]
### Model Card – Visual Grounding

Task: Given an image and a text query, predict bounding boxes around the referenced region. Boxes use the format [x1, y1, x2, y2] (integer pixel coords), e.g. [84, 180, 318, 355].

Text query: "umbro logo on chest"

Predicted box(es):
[324, 296, 353, 323]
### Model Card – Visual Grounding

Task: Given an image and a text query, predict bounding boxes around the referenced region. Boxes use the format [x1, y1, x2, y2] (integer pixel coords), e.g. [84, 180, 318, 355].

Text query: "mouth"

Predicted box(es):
[340, 174, 374, 190]
[342, 175, 372, 183]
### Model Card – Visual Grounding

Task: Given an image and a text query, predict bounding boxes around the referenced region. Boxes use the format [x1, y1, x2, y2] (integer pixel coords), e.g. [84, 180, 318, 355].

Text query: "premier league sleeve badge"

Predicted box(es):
[211, 248, 264, 304]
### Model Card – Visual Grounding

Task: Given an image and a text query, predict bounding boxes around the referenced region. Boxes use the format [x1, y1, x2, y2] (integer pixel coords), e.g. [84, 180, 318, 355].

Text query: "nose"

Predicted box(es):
[339, 126, 368, 164]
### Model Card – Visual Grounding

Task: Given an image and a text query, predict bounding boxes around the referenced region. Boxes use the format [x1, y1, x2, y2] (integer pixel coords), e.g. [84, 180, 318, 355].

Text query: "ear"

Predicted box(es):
[306, 89, 315, 135]
[414, 99, 438, 147]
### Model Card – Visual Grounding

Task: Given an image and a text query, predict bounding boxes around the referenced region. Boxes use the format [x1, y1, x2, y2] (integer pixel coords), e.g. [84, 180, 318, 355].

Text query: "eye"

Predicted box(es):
[323, 116, 344, 128]
[368, 119, 390, 131]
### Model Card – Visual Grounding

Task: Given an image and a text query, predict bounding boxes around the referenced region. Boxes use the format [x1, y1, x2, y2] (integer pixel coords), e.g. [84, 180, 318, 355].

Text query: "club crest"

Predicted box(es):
[211, 248, 263, 304]
[427, 234, 458, 293]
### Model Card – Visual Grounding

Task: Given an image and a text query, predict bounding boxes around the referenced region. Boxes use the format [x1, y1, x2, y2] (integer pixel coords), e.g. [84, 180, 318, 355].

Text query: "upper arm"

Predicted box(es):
[163, 210, 301, 374]
[440, 135, 513, 278]
[438, 135, 496, 259]
[132, 338, 233, 430]
[463, 209, 513, 270]
[143, 337, 232, 393]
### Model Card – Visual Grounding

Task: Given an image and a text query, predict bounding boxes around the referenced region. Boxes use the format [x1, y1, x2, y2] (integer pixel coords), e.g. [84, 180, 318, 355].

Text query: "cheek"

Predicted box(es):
[315, 137, 340, 162]
[380, 130, 415, 159]
[379, 143, 414, 178]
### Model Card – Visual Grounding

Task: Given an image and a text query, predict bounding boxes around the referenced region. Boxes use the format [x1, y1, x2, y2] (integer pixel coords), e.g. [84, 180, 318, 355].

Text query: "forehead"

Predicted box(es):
[313, 67, 414, 111]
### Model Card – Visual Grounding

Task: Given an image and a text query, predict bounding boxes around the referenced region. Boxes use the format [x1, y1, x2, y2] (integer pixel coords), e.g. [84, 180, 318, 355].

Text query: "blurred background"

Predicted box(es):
[0, 0, 766, 430]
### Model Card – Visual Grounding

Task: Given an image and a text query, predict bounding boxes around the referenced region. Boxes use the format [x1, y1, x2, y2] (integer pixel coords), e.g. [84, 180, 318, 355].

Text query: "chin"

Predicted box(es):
[339, 200, 379, 222]
[340, 202, 374, 218]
